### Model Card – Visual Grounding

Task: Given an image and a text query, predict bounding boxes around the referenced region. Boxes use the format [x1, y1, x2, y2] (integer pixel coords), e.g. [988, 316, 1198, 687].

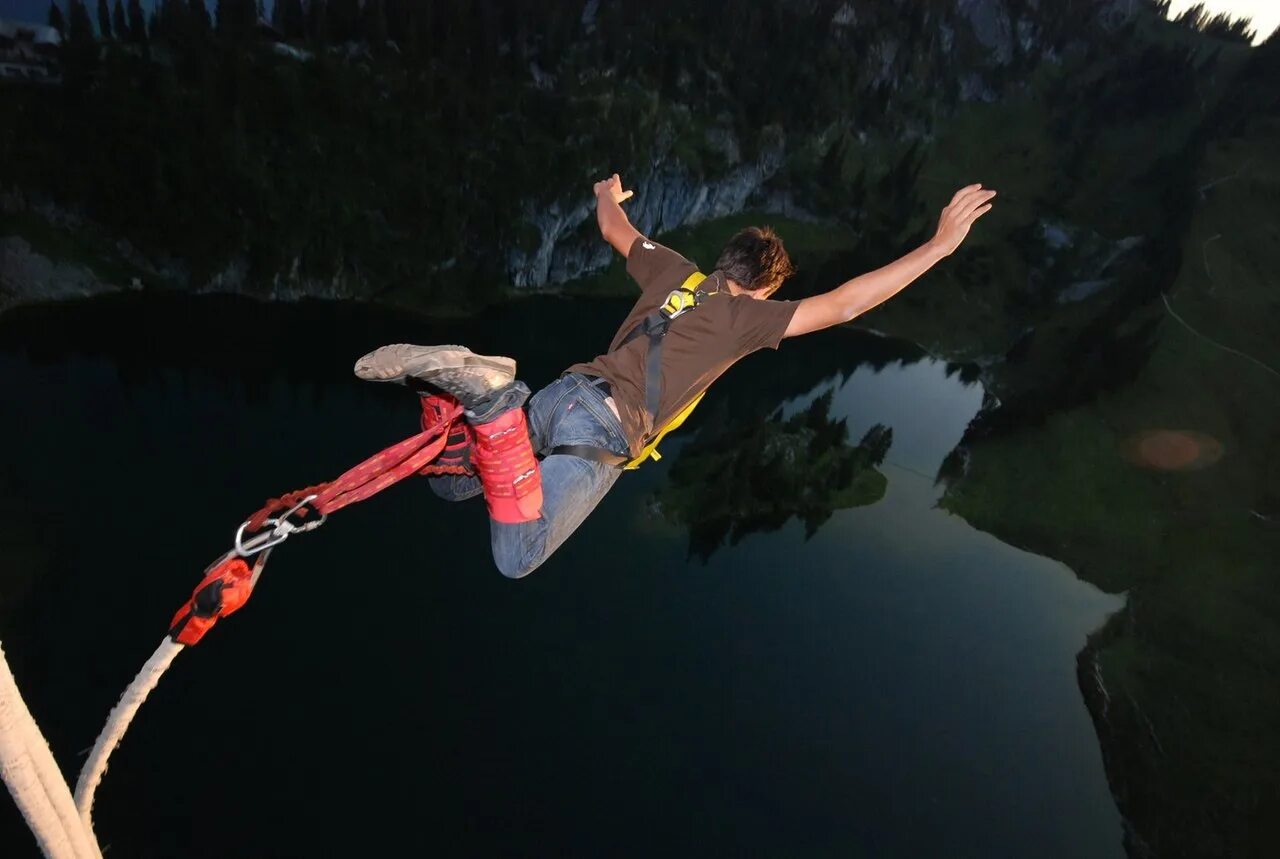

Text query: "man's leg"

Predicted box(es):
[485, 373, 627, 578]
[489, 453, 620, 578]
[355, 346, 628, 576]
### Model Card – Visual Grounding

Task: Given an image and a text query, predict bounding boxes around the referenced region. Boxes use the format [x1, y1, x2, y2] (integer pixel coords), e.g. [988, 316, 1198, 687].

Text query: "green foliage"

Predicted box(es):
[1172, 2, 1257, 44]
[97, 0, 111, 39]
[215, 0, 256, 41]
[66, 0, 93, 43]
[125, 0, 145, 43]
[111, 0, 125, 41]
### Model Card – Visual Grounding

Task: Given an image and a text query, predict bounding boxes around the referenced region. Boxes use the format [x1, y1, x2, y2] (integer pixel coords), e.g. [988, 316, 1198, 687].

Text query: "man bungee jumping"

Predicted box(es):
[355, 174, 996, 578]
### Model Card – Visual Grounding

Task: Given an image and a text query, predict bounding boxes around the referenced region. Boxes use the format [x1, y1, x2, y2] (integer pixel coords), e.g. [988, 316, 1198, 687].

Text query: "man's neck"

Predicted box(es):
[724, 278, 767, 300]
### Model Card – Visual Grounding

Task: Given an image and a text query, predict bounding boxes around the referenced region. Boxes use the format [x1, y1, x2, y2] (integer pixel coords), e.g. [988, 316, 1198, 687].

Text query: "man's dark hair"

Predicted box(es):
[714, 226, 796, 296]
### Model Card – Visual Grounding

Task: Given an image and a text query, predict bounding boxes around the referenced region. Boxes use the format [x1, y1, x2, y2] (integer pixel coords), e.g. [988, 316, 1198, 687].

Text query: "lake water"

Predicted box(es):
[0, 295, 1123, 856]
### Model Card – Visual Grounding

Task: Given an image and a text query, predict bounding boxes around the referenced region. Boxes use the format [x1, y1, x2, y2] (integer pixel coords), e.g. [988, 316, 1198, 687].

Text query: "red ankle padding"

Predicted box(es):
[418, 394, 474, 477]
[471, 407, 542, 524]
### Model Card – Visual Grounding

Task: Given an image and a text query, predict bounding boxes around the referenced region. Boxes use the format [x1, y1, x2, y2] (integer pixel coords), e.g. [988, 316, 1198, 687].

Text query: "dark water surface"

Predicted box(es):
[0, 295, 1123, 857]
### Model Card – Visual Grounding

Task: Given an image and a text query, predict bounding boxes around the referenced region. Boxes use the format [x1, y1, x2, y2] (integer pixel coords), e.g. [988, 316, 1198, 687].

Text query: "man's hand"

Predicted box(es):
[785, 183, 996, 339]
[595, 172, 642, 258]
[594, 173, 634, 205]
[930, 184, 997, 256]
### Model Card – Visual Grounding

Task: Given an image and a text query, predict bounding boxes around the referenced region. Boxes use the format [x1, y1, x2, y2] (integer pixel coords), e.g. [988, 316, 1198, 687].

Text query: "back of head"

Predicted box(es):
[714, 226, 796, 297]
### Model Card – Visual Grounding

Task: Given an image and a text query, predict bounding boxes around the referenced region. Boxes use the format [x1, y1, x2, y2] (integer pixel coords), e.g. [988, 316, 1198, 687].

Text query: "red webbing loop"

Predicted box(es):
[244, 400, 463, 532]
[168, 557, 256, 646]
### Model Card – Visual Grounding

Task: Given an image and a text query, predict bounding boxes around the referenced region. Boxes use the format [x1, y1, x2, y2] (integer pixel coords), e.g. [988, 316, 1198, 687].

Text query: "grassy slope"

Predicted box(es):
[940, 106, 1280, 858]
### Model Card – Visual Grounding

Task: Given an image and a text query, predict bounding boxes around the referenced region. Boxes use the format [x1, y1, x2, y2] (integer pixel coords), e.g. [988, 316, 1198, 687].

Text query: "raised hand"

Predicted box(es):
[593, 173, 634, 206]
[931, 184, 997, 256]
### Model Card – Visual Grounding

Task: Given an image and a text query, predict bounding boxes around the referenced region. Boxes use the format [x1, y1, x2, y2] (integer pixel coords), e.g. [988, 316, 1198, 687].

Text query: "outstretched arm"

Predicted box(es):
[594, 173, 643, 258]
[785, 184, 997, 339]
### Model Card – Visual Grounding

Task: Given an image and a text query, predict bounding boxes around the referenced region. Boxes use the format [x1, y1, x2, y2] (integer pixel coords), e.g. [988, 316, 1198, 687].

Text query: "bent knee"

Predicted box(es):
[490, 518, 550, 579]
[493, 551, 543, 579]
[491, 539, 551, 579]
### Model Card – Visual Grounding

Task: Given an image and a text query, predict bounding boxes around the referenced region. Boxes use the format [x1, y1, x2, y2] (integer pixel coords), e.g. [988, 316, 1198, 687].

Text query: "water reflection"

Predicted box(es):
[655, 391, 892, 560]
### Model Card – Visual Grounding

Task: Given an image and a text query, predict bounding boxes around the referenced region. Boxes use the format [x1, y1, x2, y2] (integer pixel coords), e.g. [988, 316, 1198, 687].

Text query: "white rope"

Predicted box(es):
[1, 642, 103, 859]
[74, 638, 183, 831]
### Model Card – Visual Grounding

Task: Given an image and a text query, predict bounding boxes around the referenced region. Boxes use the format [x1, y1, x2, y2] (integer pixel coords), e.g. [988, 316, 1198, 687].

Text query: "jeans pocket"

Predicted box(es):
[559, 381, 629, 454]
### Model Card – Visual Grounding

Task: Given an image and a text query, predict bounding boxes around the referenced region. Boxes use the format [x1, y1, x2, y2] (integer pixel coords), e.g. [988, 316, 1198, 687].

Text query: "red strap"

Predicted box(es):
[245, 400, 463, 532]
[313, 421, 457, 513]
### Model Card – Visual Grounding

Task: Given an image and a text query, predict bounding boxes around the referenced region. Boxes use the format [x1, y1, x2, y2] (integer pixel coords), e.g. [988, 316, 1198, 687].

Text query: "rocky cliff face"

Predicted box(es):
[506, 129, 786, 287]
[0, 236, 126, 312]
[499, 0, 1141, 291]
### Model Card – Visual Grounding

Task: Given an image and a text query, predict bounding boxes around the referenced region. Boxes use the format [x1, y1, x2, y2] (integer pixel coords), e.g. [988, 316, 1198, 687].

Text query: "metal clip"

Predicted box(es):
[660, 288, 698, 320]
[233, 495, 327, 557]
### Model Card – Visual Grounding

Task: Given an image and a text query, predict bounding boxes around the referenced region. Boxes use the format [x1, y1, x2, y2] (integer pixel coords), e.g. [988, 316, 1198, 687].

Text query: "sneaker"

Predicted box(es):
[353, 344, 516, 411]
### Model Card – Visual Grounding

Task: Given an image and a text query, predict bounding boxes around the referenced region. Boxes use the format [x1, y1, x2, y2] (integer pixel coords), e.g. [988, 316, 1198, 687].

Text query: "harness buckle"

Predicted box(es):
[660, 288, 698, 320]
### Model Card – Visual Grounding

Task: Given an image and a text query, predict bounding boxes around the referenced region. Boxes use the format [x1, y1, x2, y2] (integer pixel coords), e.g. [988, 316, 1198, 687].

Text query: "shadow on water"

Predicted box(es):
[0, 293, 1124, 858]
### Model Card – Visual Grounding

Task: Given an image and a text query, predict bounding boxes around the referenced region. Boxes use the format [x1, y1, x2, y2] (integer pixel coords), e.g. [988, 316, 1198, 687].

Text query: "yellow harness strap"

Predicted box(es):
[622, 270, 709, 470]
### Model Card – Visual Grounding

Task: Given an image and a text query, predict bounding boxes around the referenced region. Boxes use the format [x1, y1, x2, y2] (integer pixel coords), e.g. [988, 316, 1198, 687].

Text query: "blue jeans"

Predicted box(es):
[428, 373, 630, 578]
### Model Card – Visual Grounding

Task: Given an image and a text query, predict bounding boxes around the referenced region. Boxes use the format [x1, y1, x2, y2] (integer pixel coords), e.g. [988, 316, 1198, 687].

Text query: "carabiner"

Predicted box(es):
[233, 495, 327, 557]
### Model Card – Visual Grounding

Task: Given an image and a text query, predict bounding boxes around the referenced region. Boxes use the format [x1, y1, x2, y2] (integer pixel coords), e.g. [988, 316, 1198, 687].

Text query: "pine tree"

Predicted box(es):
[188, 0, 212, 38]
[67, 0, 94, 44]
[152, 0, 183, 41]
[329, 0, 359, 43]
[362, 0, 388, 45]
[385, 0, 407, 45]
[127, 0, 146, 42]
[112, 0, 126, 39]
[48, 2, 67, 35]
[277, 0, 304, 39]
[308, 0, 329, 46]
[97, 0, 111, 38]
[216, 0, 256, 40]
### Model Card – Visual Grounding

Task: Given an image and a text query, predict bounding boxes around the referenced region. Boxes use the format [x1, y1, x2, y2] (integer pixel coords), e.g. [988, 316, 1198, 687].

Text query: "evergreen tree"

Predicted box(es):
[188, 0, 212, 38]
[308, 0, 329, 46]
[67, 0, 94, 44]
[97, 0, 112, 38]
[216, 0, 256, 40]
[329, 0, 359, 43]
[126, 0, 146, 43]
[384, 0, 408, 45]
[112, 0, 126, 40]
[277, 0, 304, 40]
[48, 2, 66, 35]
[152, 0, 185, 41]
[362, 0, 388, 45]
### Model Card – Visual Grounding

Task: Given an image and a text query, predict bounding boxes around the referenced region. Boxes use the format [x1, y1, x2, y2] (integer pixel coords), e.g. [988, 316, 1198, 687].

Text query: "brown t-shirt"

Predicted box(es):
[567, 236, 798, 457]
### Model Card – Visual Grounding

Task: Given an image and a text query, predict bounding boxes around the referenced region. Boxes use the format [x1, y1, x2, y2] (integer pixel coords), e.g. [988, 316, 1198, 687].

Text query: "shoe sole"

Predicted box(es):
[354, 344, 516, 387]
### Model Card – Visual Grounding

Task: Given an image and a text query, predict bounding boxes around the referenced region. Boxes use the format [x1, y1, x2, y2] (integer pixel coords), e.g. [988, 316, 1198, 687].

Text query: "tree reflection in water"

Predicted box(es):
[653, 391, 892, 561]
